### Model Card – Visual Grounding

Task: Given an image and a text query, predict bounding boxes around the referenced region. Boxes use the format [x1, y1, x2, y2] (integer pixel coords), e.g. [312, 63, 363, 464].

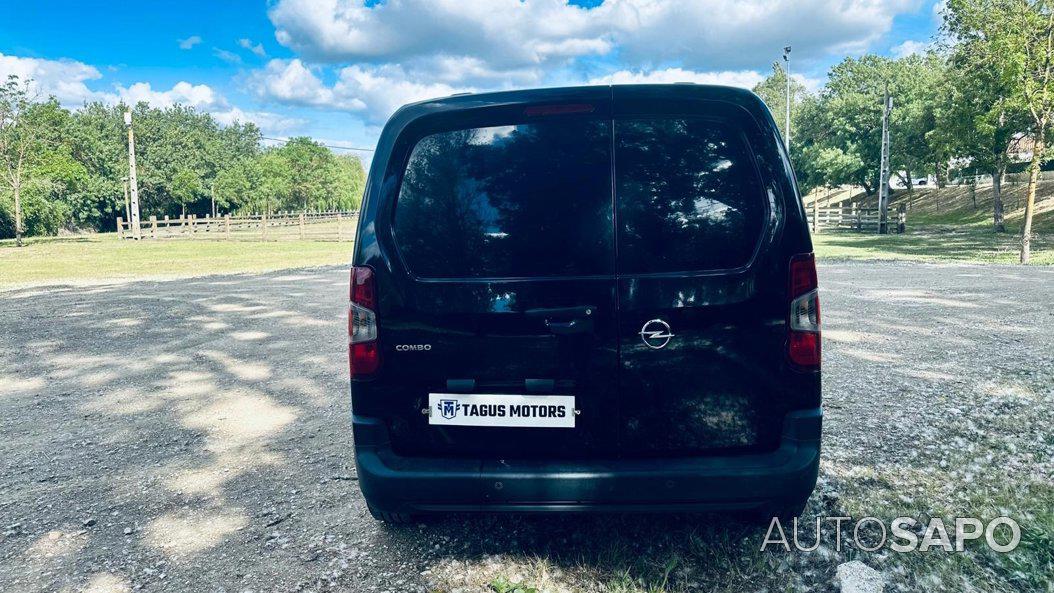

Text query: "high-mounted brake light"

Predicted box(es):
[788, 253, 821, 369]
[349, 265, 380, 377]
[524, 103, 595, 116]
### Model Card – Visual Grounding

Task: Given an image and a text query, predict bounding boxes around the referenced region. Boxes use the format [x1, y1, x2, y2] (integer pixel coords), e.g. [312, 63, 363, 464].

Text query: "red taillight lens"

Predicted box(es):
[788, 253, 821, 369]
[349, 266, 379, 377]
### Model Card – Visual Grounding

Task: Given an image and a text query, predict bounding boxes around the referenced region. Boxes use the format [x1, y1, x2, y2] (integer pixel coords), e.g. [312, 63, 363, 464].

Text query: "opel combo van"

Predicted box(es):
[349, 85, 821, 522]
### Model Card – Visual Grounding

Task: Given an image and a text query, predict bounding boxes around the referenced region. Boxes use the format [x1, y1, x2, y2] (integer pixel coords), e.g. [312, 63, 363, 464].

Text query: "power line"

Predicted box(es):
[261, 134, 377, 151]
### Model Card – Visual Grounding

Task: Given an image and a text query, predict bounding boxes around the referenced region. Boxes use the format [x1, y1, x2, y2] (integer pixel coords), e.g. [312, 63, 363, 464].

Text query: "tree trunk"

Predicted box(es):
[13, 181, 23, 248]
[992, 166, 1006, 232]
[1020, 130, 1045, 264]
[905, 167, 914, 195]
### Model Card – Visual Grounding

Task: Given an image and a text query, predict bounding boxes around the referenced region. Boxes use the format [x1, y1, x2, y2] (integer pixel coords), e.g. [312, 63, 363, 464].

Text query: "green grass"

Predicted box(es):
[814, 181, 1054, 264]
[0, 234, 352, 286]
[813, 225, 1054, 265]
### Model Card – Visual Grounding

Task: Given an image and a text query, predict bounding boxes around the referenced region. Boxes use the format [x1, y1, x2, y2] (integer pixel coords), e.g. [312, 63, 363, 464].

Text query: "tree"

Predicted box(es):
[946, 0, 1054, 262]
[0, 76, 58, 246]
[794, 54, 946, 198]
[332, 155, 367, 211]
[888, 54, 946, 195]
[274, 137, 333, 211]
[0, 79, 363, 238]
[930, 53, 1028, 231]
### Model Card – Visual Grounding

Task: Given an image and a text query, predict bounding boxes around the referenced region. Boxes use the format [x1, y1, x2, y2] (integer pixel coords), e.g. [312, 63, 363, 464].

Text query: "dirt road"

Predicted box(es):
[2, 262, 1051, 592]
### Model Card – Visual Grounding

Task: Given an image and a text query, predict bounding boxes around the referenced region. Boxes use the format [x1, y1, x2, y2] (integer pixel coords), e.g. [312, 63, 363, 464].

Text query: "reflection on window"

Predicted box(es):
[394, 120, 613, 279]
[616, 119, 765, 273]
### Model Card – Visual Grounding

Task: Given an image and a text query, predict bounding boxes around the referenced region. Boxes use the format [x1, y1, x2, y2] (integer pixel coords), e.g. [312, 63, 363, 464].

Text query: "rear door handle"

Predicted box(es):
[524, 305, 595, 319]
[546, 318, 594, 335]
[524, 305, 596, 335]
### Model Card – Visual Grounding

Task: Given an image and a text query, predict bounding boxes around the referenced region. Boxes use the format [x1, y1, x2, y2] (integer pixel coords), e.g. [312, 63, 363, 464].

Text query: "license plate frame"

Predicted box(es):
[427, 393, 576, 428]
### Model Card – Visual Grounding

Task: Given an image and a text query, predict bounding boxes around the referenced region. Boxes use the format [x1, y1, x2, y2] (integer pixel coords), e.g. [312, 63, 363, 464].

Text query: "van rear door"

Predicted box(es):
[612, 88, 792, 456]
[361, 93, 620, 458]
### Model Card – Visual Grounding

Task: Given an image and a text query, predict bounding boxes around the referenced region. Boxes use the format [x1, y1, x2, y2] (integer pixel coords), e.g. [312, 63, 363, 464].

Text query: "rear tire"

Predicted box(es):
[366, 505, 415, 524]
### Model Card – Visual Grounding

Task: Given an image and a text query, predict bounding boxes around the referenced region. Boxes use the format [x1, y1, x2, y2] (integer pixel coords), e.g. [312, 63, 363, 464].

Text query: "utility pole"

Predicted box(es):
[878, 87, 893, 234]
[783, 45, 792, 150]
[124, 110, 142, 239]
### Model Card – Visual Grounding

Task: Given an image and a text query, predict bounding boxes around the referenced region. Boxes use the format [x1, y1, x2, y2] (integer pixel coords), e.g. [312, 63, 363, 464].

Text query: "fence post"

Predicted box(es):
[116, 217, 124, 239]
[224, 214, 231, 240]
[299, 212, 305, 240]
[812, 199, 819, 233]
[150, 215, 157, 239]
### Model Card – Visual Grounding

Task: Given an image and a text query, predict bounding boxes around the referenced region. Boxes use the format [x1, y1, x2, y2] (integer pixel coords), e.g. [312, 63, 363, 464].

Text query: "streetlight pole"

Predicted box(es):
[783, 45, 792, 150]
[124, 110, 142, 240]
[878, 86, 893, 234]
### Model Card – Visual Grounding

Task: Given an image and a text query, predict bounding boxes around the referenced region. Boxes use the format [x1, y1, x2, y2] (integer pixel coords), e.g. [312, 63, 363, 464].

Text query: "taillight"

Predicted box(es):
[349, 265, 379, 377]
[788, 253, 821, 369]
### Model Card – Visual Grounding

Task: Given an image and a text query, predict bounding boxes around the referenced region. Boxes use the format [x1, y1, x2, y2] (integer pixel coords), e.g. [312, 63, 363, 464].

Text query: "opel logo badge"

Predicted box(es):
[639, 319, 674, 349]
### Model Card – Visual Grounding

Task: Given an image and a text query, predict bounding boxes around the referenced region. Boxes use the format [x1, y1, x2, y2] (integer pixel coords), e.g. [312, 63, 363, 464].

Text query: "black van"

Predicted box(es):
[349, 85, 821, 522]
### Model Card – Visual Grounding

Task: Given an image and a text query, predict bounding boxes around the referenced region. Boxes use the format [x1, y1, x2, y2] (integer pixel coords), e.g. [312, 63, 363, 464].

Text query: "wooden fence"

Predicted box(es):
[808, 204, 906, 234]
[116, 210, 358, 241]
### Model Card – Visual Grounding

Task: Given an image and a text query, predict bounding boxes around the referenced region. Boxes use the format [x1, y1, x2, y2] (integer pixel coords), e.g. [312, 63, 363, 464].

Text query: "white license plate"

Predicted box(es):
[428, 393, 575, 428]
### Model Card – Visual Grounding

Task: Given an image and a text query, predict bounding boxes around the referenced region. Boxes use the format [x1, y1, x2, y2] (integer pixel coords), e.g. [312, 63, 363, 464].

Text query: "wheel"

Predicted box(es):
[366, 504, 415, 524]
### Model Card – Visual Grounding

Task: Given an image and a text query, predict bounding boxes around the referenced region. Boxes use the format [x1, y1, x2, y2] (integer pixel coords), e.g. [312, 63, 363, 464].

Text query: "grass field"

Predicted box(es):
[813, 180, 1054, 265]
[813, 225, 1054, 264]
[3, 192, 1052, 288]
[0, 235, 353, 287]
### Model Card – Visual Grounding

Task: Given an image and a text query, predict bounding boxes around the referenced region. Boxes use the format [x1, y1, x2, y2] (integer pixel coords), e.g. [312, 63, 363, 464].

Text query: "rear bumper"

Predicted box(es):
[352, 407, 821, 514]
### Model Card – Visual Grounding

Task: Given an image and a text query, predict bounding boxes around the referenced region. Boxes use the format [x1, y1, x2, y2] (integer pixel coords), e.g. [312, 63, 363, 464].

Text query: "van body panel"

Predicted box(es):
[352, 84, 820, 515]
[354, 87, 620, 458]
[609, 87, 817, 455]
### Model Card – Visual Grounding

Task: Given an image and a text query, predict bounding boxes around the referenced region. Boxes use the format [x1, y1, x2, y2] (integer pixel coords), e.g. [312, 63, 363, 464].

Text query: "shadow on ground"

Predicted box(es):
[1, 263, 1051, 592]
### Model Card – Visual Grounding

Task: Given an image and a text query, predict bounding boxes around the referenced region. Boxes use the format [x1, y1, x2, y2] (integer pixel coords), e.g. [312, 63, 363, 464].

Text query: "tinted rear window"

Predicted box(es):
[615, 118, 766, 273]
[393, 120, 613, 279]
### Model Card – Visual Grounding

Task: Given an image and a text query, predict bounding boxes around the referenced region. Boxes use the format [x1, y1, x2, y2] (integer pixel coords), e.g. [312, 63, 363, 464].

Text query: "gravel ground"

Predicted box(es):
[1, 262, 1052, 593]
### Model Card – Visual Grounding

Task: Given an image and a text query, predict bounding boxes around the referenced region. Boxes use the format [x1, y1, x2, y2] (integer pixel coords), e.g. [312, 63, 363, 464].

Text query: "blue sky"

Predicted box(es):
[0, 0, 945, 160]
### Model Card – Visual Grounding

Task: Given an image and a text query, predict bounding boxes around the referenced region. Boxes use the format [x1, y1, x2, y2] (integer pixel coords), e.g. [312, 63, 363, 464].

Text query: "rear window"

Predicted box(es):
[393, 120, 613, 279]
[615, 118, 766, 274]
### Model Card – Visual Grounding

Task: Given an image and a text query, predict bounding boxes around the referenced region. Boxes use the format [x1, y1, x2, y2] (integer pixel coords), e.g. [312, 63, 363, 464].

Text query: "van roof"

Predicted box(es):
[390, 84, 769, 120]
[372, 84, 780, 176]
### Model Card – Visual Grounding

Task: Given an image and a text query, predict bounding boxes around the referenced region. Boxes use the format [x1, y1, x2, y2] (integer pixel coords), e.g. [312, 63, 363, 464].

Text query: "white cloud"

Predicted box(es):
[238, 38, 267, 58]
[178, 35, 202, 50]
[250, 58, 467, 123]
[589, 68, 766, 89]
[891, 39, 930, 58]
[269, 0, 918, 75]
[213, 48, 242, 65]
[333, 64, 465, 120]
[105, 81, 224, 109]
[269, 0, 610, 68]
[213, 107, 306, 134]
[249, 58, 346, 108]
[0, 52, 104, 105]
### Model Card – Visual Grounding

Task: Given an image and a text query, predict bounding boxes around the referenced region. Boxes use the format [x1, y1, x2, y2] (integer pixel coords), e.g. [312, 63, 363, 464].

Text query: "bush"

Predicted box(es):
[0, 192, 71, 238]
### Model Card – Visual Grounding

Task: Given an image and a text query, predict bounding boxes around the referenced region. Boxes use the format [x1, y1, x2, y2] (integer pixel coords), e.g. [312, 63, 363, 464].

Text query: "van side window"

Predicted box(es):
[393, 120, 614, 279]
[615, 118, 766, 274]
